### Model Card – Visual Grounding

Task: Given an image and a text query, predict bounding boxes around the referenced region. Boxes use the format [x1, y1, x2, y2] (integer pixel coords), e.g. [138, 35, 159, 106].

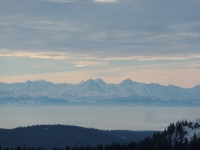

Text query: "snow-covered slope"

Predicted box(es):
[184, 119, 200, 141]
[167, 119, 200, 144]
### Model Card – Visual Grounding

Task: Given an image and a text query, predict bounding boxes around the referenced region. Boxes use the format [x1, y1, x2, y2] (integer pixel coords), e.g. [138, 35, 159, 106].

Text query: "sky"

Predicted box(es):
[1, 107, 200, 130]
[0, 0, 200, 88]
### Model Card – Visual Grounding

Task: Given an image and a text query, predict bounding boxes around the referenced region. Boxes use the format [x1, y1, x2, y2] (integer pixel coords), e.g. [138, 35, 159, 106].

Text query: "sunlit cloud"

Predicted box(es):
[76, 64, 86, 67]
[1, 49, 200, 62]
[70, 61, 108, 67]
[0, 49, 70, 60]
[1, 0, 200, 88]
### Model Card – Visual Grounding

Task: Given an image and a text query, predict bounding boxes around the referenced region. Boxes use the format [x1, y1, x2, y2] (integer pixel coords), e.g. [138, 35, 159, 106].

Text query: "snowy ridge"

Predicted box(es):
[168, 119, 200, 145]
[0, 79, 200, 106]
[184, 119, 200, 141]
[77, 80, 85, 85]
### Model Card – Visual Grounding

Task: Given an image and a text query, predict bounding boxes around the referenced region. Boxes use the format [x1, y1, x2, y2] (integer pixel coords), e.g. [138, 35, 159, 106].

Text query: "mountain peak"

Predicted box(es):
[194, 85, 200, 89]
[79, 79, 105, 93]
[84, 79, 95, 83]
[95, 78, 106, 84]
[80, 79, 97, 86]
[80, 79, 106, 86]
[25, 80, 32, 83]
[25, 79, 53, 87]
[77, 80, 85, 85]
[120, 79, 134, 86]
[25, 79, 48, 83]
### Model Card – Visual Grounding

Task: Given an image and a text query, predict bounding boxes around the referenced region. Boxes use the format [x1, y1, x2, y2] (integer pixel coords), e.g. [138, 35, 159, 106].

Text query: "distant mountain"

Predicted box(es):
[0, 125, 154, 149]
[0, 79, 200, 106]
[94, 78, 107, 87]
[79, 79, 106, 93]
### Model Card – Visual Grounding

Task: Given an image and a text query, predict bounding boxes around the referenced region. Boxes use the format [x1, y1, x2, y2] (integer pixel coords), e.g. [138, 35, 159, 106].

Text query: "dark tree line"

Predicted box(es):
[1, 134, 200, 150]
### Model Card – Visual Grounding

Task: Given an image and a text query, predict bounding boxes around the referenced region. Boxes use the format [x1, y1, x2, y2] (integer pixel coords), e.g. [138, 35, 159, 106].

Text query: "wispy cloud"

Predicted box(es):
[1, 49, 200, 62]
[41, 0, 117, 3]
[95, 0, 117, 3]
[0, 49, 70, 60]
[103, 55, 200, 61]
[70, 61, 108, 67]
[40, 0, 93, 3]
[31, 21, 81, 31]
[1, 0, 200, 87]
[2, 20, 83, 32]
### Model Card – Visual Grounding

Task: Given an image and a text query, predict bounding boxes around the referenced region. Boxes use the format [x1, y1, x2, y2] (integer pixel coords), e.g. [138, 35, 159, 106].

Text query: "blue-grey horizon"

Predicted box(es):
[0, 0, 200, 87]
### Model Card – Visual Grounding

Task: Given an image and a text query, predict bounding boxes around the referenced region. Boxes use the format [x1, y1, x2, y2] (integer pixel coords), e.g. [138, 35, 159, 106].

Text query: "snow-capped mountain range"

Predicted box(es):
[0, 79, 200, 106]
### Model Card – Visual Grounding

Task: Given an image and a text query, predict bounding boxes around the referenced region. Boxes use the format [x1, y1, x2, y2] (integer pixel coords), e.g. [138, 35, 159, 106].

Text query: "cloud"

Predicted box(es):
[1, 0, 200, 88]
[0, 49, 69, 60]
[7, 20, 82, 32]
[1, 49, 200, 62]
[1, 0, 200, 57]
[70, 61, 108, 67]
[95, 0, 117, 3]
[40, 0, 93, 3]
[41, 0, 117, 3]
[103, 55, 200, 61]
[75, 64, 86, 67]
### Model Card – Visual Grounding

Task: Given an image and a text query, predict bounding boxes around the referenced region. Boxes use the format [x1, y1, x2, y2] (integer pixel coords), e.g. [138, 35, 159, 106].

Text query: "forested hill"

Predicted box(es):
[1, 119, 200, 150]
[0, 125, 154, 149]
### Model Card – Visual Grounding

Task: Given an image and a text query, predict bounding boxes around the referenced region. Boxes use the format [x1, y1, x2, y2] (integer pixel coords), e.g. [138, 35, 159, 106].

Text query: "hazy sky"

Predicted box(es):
[0, 0, 200, 87]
